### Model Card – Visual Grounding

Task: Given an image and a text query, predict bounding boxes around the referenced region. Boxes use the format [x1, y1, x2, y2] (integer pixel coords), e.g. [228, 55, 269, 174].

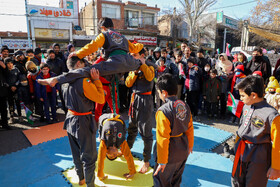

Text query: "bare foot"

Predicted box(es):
[99, 175, 108, 181]
[79, 179, 85, 185]
[139, 162, 149, 174]
[37, 78, 58, 87]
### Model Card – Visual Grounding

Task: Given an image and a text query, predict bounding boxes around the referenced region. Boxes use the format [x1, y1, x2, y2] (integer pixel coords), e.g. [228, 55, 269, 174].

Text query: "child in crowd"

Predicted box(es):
[174, 49, 187, 101]
[232, 75, 280, 186]
[155, 57, 168, 109]
[97, 113, 136, 180]
[203, 69, 221, 118]
[36, 63, 59, 124]
[230, 64, 246, 124]
[26, 61, 44, 121]
[5, 57, 22, 123]
[153, 73, 194, 187]
[185, 58, 202, 121]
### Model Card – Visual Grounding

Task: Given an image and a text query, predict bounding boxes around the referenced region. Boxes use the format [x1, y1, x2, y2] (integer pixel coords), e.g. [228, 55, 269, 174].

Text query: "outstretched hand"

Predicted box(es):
[153, 164, 166, 176]
[123, 173, 134, 180]
[37, 78, 58, 87]
[68, 52, 77, 59]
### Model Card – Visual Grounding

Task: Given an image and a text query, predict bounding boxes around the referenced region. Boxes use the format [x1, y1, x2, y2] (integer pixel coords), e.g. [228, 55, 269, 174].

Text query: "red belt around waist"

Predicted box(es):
[232, 139, 253, 177]
[68, 109, 92, 116]
[128, 91, 152, 117]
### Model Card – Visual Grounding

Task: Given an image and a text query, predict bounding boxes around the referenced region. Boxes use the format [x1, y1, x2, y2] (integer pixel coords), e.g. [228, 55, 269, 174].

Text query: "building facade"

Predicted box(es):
[157, 13, 189, 48]
[79, 0, 160, 47]
[27, 0, 79, 49]
[197, 12, 239, 53]
[0, 32, 29, 53]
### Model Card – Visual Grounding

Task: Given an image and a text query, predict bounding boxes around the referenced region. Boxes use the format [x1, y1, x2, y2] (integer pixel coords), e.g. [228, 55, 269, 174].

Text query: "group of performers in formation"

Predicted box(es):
[38, 17, 280, 187]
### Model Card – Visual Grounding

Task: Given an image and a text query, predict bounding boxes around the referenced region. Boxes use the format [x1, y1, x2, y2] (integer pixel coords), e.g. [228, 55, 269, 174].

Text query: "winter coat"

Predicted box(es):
[0, 63, 8, 97]
[203, 77, 221, 103]
[185, 65, 202, 91]
[35, 72, 60, 101]
[6, 67, 20, 87]
[14, 58, 28, 75]
[46, 57, 67, 76]
[174, 60, 187, 85]
[246, 56, 271, 83]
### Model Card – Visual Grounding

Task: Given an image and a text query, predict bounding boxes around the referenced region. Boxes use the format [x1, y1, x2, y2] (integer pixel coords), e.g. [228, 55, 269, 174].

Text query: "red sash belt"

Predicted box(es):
[232, 139, 253, 177]
[68, 109, 92, 116]
[128, 91, 152, 117]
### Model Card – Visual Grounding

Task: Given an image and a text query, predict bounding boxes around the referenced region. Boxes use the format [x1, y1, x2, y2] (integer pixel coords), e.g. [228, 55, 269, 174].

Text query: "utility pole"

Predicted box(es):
[25, 0, 32, 49]
[241, 20, 249, 51]
[223, 28, 227, 53]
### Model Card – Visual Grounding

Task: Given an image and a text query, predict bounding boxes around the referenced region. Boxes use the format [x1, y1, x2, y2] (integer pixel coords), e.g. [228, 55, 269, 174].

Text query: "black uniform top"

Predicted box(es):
[62, 77, 104, 138]
[0, 61, 8, 97]
[98, 113, 126, 149]
[237, 100, 279, 163]
[102, 29, 129, 58]
[156, 96, 193, 164]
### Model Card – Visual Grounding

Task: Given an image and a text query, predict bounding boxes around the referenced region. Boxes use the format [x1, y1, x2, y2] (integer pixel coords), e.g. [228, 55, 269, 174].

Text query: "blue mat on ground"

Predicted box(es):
[0, 146, 62, 187]
[1, 121, 279, 187]
[183, 152, 280, 187]
[27, 173, 70, 187]
[128, 121, 233, 167]
[37, 137, 74, 171]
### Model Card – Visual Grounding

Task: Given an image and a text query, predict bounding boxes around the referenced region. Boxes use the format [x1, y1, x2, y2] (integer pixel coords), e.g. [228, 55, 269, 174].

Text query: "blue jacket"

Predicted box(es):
[35, 72, 60, 100]
[185, 65, 202, 91]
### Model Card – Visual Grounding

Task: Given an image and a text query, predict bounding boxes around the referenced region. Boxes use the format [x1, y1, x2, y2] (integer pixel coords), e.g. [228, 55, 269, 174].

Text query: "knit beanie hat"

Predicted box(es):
[67, 44, 74, 52]
[34, 47, 42, 55]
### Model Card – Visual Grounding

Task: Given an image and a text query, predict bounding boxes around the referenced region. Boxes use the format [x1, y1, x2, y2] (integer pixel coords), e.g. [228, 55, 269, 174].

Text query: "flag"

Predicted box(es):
[20, 102, 34, 125]
[41, 53, 46, 63]
[227, 92, 244, 118]
[226, 43, 231, 56]
[217, 48, 220, 54]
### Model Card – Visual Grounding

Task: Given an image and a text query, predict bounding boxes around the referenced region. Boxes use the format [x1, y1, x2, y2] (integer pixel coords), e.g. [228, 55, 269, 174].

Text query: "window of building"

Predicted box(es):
[125, 10, 139, 27]
[102, 4, 121, 19]
[143, 12, 154, 25]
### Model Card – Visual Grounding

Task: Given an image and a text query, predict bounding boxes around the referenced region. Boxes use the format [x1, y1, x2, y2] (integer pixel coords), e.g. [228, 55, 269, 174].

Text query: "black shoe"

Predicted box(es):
[2, 124, 12, 130]
[40, 116, 45, 122]
[52, 118, 59, 123]
[46, 120, 52, 124]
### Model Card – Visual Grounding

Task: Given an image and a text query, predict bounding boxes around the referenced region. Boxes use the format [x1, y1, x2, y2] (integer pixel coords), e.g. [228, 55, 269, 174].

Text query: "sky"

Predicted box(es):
[0, 0, 258, 32]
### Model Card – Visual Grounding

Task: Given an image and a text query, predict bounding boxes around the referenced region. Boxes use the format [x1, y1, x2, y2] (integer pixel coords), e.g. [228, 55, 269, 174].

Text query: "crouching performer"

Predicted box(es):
[97, 113, 136, 180]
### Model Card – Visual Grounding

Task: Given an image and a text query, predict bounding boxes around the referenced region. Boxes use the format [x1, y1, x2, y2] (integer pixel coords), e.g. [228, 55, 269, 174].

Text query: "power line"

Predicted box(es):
[209, 0, 257, 11]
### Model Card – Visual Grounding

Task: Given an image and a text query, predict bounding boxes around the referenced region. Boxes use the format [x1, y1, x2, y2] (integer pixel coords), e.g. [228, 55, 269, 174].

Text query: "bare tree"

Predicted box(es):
[178, 0, 217, 44]
[250, 0, 280, 29]
[158, 8, 185, 47]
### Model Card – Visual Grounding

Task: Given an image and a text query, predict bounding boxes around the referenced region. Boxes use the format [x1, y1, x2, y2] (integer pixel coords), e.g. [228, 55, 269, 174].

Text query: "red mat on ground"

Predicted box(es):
[23, 122, 67, 146]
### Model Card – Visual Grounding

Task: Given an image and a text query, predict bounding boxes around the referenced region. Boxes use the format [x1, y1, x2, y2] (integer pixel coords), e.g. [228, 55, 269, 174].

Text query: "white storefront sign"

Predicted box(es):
[28, 5, 73, 19]
[126, 36, 157, 45]
[1, 39, 31, 49]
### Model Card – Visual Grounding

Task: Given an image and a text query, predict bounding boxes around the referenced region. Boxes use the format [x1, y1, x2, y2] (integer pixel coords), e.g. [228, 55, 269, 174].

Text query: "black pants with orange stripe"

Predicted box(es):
[231, 161, 270, 187]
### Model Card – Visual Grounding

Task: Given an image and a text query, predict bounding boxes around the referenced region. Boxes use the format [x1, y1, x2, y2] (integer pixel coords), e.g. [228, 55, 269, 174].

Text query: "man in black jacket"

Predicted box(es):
[0, 46, 10, 129]
[245, 48, 271, 83]
[14, 50, 28, 76]
[46, 49, 67, 113]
